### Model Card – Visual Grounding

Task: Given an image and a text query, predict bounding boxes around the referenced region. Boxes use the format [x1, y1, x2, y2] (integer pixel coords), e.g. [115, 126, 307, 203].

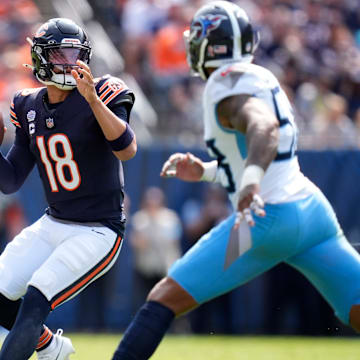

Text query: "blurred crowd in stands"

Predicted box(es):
[1, 0, 360, 149]
[97, 0, 360, 148]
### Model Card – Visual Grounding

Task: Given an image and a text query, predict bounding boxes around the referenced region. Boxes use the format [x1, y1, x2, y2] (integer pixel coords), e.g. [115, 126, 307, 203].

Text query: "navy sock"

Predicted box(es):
[0, 294, 22, 330]
[112, 301, 175, 360]
[0, 286, 51, 360]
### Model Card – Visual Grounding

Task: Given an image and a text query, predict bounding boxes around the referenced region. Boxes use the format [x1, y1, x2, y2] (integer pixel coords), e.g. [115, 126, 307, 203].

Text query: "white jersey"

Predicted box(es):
[203, 62, 316, 209]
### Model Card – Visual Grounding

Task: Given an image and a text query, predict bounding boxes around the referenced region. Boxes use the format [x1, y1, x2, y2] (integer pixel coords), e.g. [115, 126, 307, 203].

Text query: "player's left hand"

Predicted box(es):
[160, 152, 204, 181]
[234, 184, 265, 228]
[71, 60, 98, 104]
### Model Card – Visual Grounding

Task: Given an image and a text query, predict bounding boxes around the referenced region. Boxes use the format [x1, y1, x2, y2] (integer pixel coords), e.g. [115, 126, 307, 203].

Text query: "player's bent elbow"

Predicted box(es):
[114, 141, 137, 161]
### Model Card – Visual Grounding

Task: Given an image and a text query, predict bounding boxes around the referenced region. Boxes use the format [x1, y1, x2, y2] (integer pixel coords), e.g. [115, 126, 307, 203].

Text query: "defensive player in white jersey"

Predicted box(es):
[112, 2, 360, 359]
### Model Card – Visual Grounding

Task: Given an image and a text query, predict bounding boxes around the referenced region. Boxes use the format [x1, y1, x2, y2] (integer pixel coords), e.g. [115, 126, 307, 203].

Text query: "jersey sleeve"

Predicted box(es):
[208, 64, 273, 105]
[10, 92, 30, 147]
[96, 75, 135, 119]
[112, 105, 129, 123]
[9, 96, 21, 129]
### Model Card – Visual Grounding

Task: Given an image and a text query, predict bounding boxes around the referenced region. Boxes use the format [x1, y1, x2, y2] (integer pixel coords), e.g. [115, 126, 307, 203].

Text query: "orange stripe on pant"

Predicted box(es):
[50, 235, 122, 310]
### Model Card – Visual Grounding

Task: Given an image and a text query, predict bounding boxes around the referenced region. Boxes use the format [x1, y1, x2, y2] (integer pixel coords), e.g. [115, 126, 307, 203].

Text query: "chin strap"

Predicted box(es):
[23, 63, 34, 71]
[26, 37, 33, 46]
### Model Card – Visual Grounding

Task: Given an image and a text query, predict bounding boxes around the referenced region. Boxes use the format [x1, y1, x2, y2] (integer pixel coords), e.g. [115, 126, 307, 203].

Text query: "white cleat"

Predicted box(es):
[37, 329, 75, 360]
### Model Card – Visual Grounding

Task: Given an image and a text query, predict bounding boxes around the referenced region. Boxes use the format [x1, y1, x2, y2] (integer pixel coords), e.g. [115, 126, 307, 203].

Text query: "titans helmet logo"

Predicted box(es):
[190, 14, 228, 43]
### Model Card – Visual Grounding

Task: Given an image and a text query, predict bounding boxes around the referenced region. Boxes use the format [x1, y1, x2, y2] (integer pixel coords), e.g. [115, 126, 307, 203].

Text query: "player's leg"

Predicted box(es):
[0, 292, 61, 357]
[0, 295, 67, 359]
[113, 202, 302, 360]
[0, 294, 21, 330]
[285, 191, 360, 332]
[287, 234, 360, 331]
[31, 218, 123, 359]
[0, 216, 59, 355]
[0, 215, 121, 359]
[0, 286, 51, 360]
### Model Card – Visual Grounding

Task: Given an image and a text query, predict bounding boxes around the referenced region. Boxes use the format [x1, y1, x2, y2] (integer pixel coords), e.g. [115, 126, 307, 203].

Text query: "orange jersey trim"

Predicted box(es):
[99, 80, 110, 93]
[10, 118, 21, 128]
[50, 235, 122, 309]
[103, 89, 122, 105]
[10, 110, 17, 119]
[98, 78, 128, 105]
[99, 87, 112, 100]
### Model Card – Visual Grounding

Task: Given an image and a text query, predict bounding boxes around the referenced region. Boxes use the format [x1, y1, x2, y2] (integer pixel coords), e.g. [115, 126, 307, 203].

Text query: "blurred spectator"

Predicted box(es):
[0, 194, 27, 253]
[181, 184, 233, 334]
[310, 93, 359, 149]
[130, 186, 182, 312]
[182, 184, 230, 247]
[163, 79, 204, 145]
[147, 3, 190, 81]
[120, 0, 169, 83]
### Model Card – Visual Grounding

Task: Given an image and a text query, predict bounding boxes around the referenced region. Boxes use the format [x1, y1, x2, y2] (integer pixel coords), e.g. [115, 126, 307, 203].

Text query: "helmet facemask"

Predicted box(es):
[25, 18, 92, 90]
[32, 42, 91, 90]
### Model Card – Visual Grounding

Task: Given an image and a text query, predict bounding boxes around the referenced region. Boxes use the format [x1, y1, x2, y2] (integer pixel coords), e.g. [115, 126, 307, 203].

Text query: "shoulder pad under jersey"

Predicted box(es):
[10, 87, 44, 129]
[207, 63, 279, 104]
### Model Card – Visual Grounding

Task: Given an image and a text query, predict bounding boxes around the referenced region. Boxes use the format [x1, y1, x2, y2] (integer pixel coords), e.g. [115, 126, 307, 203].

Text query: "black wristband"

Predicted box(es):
[107, 123, 134, 151]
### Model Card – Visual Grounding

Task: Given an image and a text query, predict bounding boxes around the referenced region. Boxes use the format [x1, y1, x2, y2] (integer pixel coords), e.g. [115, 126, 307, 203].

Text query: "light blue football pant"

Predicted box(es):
[169, 190, 360, 325]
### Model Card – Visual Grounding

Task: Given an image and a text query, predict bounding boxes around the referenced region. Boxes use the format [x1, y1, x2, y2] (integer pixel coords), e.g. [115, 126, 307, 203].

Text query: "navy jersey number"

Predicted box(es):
[36, 134, 81, 192]
[206, 139, 235, 193]
[271, 86, 297, 161]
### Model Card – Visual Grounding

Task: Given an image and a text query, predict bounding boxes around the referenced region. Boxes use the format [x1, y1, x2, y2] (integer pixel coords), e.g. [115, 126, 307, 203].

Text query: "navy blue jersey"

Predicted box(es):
[9, 75, 134, 233]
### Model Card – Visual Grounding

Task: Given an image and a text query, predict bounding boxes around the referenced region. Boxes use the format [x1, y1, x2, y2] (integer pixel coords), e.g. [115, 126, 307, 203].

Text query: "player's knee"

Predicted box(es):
[0, 268, 23, 301]
[349, 304, 360, 332]
[147, 277, 179, 305]
[21, 286, 51, 316]
[147, 276, 197, 316]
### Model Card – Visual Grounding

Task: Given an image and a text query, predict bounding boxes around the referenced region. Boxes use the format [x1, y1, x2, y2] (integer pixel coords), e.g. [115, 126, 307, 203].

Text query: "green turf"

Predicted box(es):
[26, 334, 359, 360]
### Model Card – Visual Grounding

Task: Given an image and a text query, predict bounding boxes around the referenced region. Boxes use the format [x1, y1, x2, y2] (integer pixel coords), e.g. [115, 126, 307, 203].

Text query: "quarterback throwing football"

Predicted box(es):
[0, 18, 136, 360]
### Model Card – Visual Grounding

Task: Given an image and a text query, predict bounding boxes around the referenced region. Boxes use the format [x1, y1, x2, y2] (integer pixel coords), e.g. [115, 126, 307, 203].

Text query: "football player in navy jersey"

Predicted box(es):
[112, 2, 360, 360]
[0, 18, 136, 360]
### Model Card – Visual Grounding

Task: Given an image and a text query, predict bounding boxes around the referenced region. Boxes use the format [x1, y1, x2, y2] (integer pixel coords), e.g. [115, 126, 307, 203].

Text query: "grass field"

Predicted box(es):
[26, 334, 360, 360]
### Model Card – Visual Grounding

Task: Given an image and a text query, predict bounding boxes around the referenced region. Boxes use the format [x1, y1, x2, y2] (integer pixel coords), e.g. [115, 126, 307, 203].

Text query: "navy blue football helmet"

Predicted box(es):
[184, 1, 260, 80]
[28, 18, 92, 90]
